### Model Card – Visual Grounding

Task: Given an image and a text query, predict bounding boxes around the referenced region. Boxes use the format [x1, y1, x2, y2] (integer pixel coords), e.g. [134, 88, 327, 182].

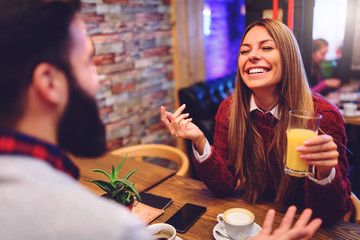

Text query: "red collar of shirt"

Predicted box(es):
[0, 128, 79, 179]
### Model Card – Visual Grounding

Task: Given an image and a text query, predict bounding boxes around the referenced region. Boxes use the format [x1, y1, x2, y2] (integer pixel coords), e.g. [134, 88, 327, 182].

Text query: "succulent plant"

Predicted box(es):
[88, 154, 141, 206]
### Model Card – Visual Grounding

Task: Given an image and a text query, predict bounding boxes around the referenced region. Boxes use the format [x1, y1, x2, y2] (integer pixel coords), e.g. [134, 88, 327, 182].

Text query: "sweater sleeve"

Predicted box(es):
[191, 96, 236, 197]
[311, 80, 328, 94]
[305, 95, 352, 225]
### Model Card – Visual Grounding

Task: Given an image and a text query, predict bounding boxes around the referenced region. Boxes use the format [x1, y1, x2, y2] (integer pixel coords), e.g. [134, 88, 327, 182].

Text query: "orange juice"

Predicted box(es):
[286, 128, 317, 175]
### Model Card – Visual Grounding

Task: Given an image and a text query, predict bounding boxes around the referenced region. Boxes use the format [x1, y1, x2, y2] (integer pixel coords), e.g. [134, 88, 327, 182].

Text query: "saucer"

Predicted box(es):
[213, 222, 262, 240]
[176, 236, 182, 240]
[339, 109, 360, 117]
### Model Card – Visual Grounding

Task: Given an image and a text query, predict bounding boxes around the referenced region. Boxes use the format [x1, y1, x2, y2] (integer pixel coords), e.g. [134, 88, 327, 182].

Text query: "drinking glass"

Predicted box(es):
[285, 110, 322, 177]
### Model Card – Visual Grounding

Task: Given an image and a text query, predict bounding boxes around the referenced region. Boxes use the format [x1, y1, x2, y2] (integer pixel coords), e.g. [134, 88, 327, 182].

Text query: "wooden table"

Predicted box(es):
[325, 83, 360, 126]
[325, 95, 360, 125]
[343, 115, 360, 126]
[71, 153, 176, 195]
[148, 175, 360, 240]
[72, 154, 360, 239]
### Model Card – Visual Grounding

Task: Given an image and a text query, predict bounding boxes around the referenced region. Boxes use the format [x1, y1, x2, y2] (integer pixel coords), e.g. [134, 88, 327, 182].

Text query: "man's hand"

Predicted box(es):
[249, 206, 322, 240]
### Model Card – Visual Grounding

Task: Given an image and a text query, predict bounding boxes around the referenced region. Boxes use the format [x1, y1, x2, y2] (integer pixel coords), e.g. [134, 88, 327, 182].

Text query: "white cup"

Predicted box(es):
[343, 103, 357, 116]
[147, 223, 176, 240]
[217, 208, 255, 239]
[340, 92, 358, 102]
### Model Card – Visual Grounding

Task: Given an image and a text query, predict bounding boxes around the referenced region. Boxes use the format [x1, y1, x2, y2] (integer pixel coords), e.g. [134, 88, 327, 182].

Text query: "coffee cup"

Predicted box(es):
[217, 208, 255, 239]
[147, 223, 176, 240]
[340, 92, 358, 102]
[343, 102, 357, 116]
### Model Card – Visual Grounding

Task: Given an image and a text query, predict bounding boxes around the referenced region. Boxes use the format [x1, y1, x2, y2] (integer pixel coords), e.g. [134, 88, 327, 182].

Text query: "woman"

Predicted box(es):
[161, 19, 352, 225]
[310, 38, 341, 95]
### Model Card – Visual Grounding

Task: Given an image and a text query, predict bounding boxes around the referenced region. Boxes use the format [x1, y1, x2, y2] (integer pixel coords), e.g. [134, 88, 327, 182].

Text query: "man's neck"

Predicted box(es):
[14, 118, 58, 145]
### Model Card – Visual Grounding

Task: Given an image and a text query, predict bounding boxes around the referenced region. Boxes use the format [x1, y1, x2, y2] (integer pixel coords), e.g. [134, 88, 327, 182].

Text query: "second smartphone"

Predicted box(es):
[165, 203, 206, 233]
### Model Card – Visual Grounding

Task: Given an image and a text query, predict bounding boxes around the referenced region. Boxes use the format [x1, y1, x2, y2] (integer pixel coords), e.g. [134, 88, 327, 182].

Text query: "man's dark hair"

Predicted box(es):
[0, 0, 80, 127]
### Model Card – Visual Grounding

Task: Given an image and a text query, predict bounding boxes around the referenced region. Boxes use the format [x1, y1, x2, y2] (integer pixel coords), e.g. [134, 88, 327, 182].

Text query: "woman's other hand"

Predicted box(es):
[160, 105, 207, 154]
[296, 135, 339, 179]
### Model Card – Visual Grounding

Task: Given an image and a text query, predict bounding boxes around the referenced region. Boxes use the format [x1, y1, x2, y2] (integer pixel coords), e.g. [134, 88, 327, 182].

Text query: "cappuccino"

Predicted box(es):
[225, 211, 252, 225]
[223, 208, 254, 226]
[217, 208, 255, 239]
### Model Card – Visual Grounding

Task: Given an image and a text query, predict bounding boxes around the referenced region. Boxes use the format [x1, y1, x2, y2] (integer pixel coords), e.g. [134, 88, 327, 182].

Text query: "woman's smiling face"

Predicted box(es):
[238, 25, 282, 94]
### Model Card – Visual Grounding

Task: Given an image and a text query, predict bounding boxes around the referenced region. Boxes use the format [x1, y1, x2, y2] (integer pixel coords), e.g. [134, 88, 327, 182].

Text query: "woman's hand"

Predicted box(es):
[250, 206, 322, 240]
[160, 105, 207, 153]
[325, 78, 341, 88]
[296, 135, 339, 180]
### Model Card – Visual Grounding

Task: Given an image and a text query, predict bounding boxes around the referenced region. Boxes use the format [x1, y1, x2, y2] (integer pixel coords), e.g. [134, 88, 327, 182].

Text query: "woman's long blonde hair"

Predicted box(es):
[229, 18, 314, 208]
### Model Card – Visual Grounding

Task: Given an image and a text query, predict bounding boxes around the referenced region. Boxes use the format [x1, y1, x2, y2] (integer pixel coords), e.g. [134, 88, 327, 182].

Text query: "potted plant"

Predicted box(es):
[88, 154, 141, 209]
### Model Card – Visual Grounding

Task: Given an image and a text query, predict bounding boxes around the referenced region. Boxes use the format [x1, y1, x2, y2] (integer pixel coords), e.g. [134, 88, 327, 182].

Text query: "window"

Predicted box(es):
[312, 0, 348, 60]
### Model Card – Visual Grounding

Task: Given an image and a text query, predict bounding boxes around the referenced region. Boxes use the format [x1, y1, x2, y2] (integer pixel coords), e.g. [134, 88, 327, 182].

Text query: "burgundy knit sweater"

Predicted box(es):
[192, 94, 352, 225]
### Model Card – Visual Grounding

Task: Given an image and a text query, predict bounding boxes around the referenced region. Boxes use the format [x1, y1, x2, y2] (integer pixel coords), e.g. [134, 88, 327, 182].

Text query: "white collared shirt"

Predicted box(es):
[193, 95, 335, 185]
[249, 95, 280, 119]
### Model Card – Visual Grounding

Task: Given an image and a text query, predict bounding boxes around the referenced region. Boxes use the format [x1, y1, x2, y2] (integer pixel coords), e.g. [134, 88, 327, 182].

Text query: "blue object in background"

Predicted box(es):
[203, 6, 212, 36]
[204, 0, 246, 80]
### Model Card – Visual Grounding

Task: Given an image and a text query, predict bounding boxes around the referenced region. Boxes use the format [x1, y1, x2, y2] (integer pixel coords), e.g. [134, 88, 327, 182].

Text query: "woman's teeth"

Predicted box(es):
[249, 68, 268, 74]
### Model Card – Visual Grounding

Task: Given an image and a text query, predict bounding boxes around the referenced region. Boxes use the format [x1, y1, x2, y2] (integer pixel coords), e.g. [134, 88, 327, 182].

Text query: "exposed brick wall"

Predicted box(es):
[80, 0, 175, 150]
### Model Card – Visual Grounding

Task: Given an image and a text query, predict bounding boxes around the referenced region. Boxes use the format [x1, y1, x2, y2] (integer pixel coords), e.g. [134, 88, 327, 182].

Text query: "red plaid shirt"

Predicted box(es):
[0, 129, 79, 179]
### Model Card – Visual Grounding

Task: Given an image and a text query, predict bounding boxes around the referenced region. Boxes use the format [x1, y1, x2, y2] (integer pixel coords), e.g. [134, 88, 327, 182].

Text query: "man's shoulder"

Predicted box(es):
[0, 155, 152, 240]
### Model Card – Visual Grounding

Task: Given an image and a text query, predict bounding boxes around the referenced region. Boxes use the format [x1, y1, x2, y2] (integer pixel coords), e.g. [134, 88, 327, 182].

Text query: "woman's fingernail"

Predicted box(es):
[296, 146, 304, 151]
[322, 135, 331, 140]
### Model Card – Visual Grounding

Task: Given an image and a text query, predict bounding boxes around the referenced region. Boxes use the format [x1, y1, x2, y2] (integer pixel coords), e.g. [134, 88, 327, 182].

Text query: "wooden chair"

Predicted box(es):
[343, 192, 360, 225]
[111, 144, 190, 177]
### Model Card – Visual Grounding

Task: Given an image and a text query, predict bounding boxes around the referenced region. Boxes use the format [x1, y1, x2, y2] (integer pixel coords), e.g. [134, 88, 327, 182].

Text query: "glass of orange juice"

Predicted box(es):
[285, 110, 322, 177]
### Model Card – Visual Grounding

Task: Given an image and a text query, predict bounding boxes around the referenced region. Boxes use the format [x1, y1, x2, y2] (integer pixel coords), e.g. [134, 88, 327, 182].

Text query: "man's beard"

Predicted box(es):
[57, 81, 107, 158]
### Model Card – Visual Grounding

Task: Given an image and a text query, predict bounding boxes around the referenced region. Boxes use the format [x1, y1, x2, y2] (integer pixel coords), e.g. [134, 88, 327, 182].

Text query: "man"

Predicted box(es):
[0, 0, 153, 239]
[0, 0, 321, 239]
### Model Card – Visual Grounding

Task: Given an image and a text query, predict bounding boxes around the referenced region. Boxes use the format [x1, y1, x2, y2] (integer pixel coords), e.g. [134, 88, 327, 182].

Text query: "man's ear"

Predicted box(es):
[32, 63, 68, 105]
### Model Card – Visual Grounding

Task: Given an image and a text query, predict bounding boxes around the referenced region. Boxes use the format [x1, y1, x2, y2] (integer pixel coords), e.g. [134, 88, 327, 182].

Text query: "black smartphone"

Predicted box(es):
[165, 203, 206, 233]
[139, 192, 173, 210]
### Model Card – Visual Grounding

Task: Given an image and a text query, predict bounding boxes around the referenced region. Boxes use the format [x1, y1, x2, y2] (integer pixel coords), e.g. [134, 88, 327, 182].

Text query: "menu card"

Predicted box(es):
[132, 192, 173, 224]
[132, 202, 164, 224]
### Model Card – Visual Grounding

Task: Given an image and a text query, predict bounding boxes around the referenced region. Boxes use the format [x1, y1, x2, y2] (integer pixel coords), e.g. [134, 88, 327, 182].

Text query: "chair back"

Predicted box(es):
[343, 192, 360, 225]
[111, 144, 190, 177]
